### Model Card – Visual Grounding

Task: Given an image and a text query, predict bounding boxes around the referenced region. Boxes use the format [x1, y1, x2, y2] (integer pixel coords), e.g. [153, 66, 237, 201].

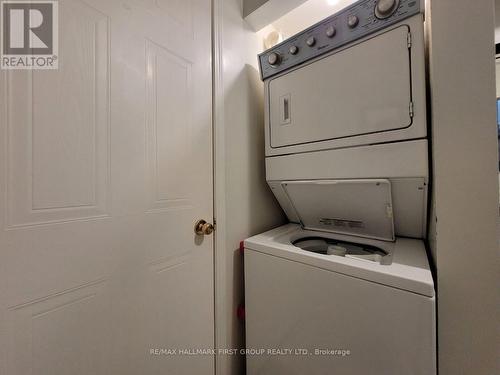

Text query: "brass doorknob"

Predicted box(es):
[194, 219, 215, 235]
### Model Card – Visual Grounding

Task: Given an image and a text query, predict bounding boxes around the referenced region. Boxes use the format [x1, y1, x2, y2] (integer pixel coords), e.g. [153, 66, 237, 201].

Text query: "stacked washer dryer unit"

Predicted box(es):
[244, 0, 436, 374]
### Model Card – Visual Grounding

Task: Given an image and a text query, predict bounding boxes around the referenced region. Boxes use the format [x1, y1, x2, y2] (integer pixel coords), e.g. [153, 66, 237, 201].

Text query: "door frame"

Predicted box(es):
[212, 1, 230, 375]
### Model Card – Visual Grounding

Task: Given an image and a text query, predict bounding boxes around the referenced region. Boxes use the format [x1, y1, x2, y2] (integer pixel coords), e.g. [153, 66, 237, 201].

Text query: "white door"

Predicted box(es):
[0, 0, 214, 374]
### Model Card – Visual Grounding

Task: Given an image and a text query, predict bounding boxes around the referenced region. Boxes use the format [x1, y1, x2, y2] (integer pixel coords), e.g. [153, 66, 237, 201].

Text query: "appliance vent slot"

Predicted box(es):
[320, 218, 365, 228]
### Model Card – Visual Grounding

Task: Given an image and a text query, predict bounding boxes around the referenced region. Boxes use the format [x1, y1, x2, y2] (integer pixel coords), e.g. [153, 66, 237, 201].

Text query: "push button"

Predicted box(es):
[375, 0, 400, 19]
[267, 52, 281, 66]
[306, 36, 316, 47]
[326, 25, 336, 38]
[347, 15, 359, 28]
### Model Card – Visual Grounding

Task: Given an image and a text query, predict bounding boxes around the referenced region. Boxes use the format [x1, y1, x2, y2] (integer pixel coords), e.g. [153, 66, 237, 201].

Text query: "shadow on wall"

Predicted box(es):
[224, 62, 286, 234]
[223, 62, 286, 375]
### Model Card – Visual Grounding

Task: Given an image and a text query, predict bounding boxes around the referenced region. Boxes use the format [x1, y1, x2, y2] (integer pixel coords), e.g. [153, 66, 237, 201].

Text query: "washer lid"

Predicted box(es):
[282, 179, 395, 241]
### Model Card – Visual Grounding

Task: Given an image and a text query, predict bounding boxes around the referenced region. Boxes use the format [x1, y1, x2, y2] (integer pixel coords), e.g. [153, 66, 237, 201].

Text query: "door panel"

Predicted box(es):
[0, 0, 213, 374]
[269, 25, 412, 148]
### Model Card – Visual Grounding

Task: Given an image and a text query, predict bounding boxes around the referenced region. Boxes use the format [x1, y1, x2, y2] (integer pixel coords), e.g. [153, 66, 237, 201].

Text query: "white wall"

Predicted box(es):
[242, 0, 309, 30]
[427, 1, 500, 374]
[496, 61, 500, 199]
[243, 0, 268, 16]
[270, 0, 357, 39]
[214, 0, 286, 374]
[496, 0, 500, 201]
[496, 0, 500, 43]
[496, 61, 500, 95]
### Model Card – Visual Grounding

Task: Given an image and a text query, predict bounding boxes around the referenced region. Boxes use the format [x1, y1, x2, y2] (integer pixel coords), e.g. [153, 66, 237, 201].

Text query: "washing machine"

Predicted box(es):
[245, 0, 436, 374]
[244, 223, 435, 375]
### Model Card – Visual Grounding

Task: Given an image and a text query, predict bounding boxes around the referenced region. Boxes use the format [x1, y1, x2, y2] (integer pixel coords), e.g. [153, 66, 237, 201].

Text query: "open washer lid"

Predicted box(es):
[282, 179, 395, 241]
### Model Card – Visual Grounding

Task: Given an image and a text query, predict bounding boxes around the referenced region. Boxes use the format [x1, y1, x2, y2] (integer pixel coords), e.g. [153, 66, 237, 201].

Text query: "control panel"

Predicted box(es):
[258, 0, 422, 80]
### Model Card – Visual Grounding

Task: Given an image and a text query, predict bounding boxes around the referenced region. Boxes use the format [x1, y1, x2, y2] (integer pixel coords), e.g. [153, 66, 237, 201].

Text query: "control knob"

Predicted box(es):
[325, 25, 336, 38]
[306, 36, 316, 47]
[289, 45, 299, 55]
[267, 52, 281, 66]
[375, 0, 400, 19]
[347, 15, 359, 28]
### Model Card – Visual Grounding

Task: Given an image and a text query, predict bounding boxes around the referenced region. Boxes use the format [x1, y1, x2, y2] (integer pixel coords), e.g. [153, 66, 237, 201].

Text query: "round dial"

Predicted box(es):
[267, 52, 281, 66]
[347, 15, 359, 28]
[306, 36, 316, 47]
[325, 25, 336, 38]
[375, 0, 400, 19]
[289, 45, 299, 55]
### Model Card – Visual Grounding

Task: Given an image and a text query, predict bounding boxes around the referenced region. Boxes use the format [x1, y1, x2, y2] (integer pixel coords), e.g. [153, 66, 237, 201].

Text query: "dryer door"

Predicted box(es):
[268, 24, 414, 151]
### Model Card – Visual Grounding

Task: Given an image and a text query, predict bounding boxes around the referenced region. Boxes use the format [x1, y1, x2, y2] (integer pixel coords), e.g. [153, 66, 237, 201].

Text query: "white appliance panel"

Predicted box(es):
[282, 179, 395, 240]
[267, 141, 429, 238]
[245, 249, 436, 375]
[269, 25, 412, 149]
[264, 15, 427, 156]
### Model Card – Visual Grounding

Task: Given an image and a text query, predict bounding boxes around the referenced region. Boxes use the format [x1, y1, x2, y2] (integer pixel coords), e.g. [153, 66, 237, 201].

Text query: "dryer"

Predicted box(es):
[259, 0, 429, 239]
[260, 0, 427, 156]
[245, 0, 435, 374]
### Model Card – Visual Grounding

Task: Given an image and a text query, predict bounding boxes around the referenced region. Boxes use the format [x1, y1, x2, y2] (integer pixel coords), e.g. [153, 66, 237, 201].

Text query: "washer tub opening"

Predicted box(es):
[292, 236, 392, 265]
